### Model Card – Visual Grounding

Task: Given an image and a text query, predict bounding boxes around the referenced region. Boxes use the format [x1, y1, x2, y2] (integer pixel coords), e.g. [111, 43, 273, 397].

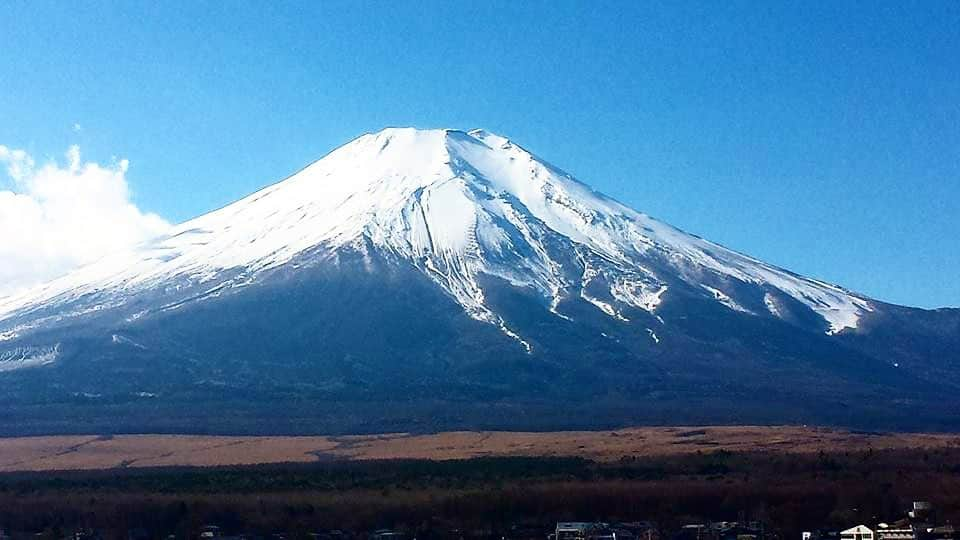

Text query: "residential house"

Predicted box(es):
[877, 521, 914, 540]
[841, 526, 875, 540]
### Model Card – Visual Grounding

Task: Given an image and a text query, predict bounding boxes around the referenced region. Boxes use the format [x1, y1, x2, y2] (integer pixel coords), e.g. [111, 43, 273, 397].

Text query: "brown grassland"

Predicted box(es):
[2, 425, 960, 472]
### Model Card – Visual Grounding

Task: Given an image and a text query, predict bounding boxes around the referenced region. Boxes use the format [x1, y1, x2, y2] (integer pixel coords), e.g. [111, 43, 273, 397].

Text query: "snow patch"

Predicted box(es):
[647, 328, 660, 344]
[763, 293, 782, 317]
[579, 261, 629, 321]
[612, 281, 667, 312]
[702, 285, 752, 314]
[0, 344, 60, 372]
[112, 334, 147, 349]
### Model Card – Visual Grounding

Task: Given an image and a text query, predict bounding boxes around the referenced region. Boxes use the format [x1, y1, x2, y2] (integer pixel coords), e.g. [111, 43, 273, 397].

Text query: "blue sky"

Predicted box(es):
[1, 1, 958, 307]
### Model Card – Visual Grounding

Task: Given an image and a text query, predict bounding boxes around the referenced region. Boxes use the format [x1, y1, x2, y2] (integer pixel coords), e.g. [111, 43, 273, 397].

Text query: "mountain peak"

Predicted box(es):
[0, 128, 871, 340]
[349, 126, 497, 149]
[342, 127, 515, 166]
[3, 128, 957, 435]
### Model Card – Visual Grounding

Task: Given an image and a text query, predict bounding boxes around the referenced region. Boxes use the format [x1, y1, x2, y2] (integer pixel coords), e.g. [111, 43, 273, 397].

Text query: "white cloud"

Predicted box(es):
[0, 144, 170, 298]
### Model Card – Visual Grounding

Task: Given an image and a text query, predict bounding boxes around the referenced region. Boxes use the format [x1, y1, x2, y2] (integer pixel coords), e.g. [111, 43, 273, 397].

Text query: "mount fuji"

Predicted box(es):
[0, 128, 957, 435]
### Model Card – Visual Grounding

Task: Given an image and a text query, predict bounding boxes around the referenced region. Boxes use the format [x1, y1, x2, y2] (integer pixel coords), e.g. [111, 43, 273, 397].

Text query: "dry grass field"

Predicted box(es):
[2, 425, 959, 472]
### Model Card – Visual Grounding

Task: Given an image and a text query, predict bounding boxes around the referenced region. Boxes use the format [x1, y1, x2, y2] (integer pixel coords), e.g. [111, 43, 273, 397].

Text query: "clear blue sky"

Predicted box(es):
[1, 1, 958, 308]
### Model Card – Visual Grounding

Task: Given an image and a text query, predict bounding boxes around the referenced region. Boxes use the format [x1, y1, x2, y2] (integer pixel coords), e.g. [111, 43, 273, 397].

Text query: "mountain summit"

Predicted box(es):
[0, 128, 868, 338]
[0, 128, 957, 435]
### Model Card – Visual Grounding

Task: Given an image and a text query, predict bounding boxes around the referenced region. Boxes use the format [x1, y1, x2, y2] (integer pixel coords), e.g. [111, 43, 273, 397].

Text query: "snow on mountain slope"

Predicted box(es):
[0, 128, 871, 344]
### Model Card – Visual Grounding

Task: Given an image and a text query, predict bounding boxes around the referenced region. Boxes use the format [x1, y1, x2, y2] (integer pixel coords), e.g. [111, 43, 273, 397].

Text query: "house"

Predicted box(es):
[876, 521, 914, 540]
[841, 526, 875, 540]
[678, 524, 710, 540]
[552, 522, 657, 540]
[587, 527, 620, 540]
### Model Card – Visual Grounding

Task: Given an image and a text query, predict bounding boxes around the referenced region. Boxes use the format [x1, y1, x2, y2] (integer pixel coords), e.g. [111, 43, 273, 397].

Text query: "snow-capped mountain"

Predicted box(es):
[1, 129, 867, 340]
[0, 128, 956, 435]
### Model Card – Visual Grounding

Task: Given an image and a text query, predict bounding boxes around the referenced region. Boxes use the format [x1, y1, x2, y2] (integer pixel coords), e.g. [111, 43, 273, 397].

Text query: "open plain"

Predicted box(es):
[2, 425, 959, 472]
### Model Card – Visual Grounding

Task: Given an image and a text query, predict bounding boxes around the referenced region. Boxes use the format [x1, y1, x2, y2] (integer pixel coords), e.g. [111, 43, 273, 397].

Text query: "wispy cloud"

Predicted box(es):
[0, 144, 170, 298]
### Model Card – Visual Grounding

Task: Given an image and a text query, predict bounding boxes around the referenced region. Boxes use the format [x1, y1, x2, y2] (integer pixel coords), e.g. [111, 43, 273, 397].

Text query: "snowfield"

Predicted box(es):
[0, 128, 872, 345]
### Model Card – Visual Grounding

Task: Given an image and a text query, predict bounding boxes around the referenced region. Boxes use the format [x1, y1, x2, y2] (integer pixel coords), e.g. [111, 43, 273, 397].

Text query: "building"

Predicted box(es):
[677, 522, 763, 540]
[803, 530, 841, 540]
[552, 522, 659, 540]
[877, 522, 914, 540]
[910, 503, 934, 523]
[841, 526, 875, 540]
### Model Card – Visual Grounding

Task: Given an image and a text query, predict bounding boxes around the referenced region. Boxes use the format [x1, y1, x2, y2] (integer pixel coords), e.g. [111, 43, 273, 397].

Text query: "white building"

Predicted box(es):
[841, 526, 875, 540]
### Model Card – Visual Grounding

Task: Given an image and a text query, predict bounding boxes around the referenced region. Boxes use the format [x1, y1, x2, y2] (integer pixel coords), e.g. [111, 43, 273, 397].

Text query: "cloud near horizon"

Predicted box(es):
[0, 145, 170, 298]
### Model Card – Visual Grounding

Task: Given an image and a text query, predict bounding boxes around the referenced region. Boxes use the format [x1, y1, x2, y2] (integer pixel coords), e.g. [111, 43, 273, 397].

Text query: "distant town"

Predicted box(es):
[2, 501, 955, 540]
